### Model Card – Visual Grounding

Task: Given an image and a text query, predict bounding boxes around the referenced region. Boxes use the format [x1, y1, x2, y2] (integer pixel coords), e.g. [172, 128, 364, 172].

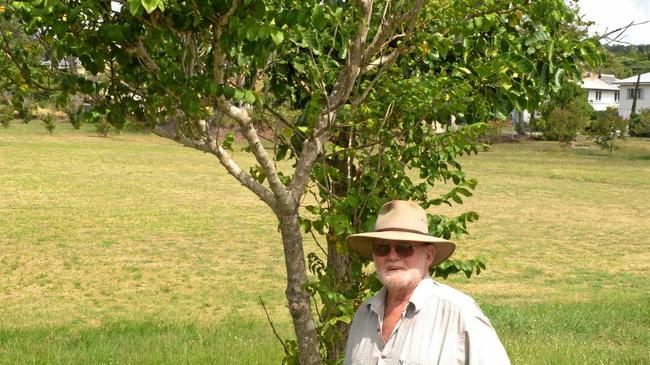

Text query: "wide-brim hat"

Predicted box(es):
[347, 200, 455, 267]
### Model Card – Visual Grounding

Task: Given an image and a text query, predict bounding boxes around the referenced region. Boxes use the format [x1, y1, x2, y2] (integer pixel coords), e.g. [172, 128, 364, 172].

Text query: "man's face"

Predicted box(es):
[372, 239, 435, 291]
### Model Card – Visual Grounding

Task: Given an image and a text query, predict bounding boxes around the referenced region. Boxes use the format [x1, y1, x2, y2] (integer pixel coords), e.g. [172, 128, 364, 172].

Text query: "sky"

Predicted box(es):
[578, 0, 650, 45]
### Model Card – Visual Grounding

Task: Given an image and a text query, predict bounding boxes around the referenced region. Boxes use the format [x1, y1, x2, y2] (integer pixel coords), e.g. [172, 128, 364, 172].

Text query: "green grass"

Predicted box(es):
[1, 121, 649, 364]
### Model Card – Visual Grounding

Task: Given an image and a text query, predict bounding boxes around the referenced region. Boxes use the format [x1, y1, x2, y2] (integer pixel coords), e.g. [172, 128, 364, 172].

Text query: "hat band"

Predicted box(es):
[375, 227, 428, 236]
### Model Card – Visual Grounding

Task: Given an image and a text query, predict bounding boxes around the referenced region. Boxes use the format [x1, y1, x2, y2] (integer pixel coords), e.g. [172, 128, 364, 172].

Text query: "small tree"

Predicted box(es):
[0, 105, 14, 128]
[64, 94, 85, 130]
[93, 114, 111, 137]
[540, 101, 589, 148]
[17, 95, 35, 123]
[42, 114, 56, 134]
[586, 107, 628, 156]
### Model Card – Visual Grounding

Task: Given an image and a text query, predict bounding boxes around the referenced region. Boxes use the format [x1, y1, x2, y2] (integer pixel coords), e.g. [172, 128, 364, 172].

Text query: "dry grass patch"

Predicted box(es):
[1, 123, 648, 363]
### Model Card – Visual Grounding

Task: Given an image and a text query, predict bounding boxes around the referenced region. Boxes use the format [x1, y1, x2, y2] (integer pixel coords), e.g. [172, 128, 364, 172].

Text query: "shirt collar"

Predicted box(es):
[367, 286, 386, 316]
[408, 276, 435, 313]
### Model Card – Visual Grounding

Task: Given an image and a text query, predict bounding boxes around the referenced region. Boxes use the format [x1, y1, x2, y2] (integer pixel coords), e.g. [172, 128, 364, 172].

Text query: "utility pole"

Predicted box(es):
[631, 73, 641, 116]
[628, 63, 649, 118]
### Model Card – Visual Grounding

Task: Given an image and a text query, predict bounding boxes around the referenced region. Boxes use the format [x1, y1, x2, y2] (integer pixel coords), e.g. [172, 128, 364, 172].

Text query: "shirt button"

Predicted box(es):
[381, 354, 386, 359]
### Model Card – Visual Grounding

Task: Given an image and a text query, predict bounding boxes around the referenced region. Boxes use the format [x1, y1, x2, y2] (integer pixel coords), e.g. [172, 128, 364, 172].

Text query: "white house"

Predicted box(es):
[581, 74, 620, 111]
[615, 72, 650, 118]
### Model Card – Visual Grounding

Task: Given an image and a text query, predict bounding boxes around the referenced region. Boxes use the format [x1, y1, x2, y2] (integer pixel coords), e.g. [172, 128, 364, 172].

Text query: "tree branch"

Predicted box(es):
[600, 20, 650, 45]
[212, 0, 240, 85]
[217, 99, 292, 206]
[259, 297, 290, 356]
[131, 38, 160, 73]
[153, 121, 278, 211]
[287, 0, 375, 202]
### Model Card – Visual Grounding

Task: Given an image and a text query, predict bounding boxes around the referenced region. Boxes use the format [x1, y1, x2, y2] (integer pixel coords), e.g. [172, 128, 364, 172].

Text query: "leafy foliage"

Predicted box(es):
[630, 109, 650, 137]
[586, 107, 628, 156]
[537, 82, 594, 147]
[17, 95, 36, 123]
[0, 104, 14, 128]
[93, 113, 111, 137]
[42, 114, 56, 134]
[539, 101, 590, 148]
[64, 94, 86, 129]
[600, 44, 650, 78]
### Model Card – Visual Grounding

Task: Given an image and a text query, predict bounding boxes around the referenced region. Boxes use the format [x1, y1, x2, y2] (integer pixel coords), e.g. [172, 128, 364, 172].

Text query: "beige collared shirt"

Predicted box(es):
[344, 276, 511, 365]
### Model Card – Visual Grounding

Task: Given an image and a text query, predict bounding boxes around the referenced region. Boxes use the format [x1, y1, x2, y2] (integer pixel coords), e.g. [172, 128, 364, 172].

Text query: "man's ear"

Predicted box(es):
[425, 244, 436, 266]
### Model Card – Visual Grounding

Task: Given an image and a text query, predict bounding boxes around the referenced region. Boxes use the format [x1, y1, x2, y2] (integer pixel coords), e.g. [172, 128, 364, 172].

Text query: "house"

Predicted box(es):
[581, 73, 620, 111]
[615, 72, 650, 118]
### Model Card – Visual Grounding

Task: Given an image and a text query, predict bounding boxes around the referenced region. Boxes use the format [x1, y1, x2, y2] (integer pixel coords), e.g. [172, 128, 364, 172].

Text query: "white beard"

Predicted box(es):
[377, 266, 424, 291]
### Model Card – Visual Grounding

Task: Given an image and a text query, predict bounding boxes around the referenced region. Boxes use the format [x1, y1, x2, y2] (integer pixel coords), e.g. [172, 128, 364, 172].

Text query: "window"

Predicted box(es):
[627, 88, 644, 100]
[615, 92, 619, 101]
[595, 91, 602, 101]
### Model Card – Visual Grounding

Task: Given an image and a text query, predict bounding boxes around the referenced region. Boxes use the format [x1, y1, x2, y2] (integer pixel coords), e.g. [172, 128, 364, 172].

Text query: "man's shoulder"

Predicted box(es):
[424, 279, 485, 317]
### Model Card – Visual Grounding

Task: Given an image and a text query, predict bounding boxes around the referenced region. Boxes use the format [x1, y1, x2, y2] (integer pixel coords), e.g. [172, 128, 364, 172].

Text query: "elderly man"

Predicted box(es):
[344, 200, 510, 365]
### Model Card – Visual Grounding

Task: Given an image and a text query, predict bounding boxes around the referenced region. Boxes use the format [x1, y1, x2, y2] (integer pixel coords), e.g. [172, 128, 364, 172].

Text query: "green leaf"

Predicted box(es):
[127, 0, 142, 15]
[222, 132, 235, 150]
[140, 0, 162, 14]
[245, 24, 258, 41]
[451, 194, 463, 204]
[292, 61, 306, 74]
[271, 30, 284, 46]
[243, 90, 257, 104]
[457, 67, 472, 75]
[222, 86, 235, 99]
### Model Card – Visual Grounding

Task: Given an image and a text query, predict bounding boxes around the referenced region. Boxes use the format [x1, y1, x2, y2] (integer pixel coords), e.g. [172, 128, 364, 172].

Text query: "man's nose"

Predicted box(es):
[386, 246, 401, 259]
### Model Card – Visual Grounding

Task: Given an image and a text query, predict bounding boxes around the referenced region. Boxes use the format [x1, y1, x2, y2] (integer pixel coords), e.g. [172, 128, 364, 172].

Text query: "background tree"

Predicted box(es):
[3, 0, 603, 363]
[0, 15, 57, 115]
[540, 100, 590, 148]
[586, 107, 628, 156]
[536, 81, 594, 145]
[601, 44, 650, 78]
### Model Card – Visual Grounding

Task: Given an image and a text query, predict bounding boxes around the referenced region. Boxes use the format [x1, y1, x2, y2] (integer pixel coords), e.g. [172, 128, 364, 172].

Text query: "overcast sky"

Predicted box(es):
[578, 0, 650, 45]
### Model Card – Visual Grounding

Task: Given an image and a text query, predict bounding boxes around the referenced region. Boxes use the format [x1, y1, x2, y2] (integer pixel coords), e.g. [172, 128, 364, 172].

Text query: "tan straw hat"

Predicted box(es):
[347, 200, 455, 266]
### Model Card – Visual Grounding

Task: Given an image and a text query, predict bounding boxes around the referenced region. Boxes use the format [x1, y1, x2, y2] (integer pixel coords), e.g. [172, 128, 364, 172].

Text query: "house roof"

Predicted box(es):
[599, 74, 619, 85]
[581, 76, 619, 91]
[615, 72, 650, 85]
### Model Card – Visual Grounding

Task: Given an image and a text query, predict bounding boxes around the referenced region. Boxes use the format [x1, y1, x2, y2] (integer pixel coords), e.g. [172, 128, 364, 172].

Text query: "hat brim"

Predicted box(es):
[347, 231, 455, 267]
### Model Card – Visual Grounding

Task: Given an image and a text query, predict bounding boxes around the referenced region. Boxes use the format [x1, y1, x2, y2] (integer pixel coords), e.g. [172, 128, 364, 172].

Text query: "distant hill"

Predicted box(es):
[598, 44, 650, 78]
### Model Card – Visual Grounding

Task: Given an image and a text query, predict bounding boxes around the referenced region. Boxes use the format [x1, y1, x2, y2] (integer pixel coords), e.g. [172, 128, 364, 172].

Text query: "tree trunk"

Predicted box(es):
[278, 211, 322, 365]
[323, 127, 354, 361]
[325, 232, 352, 361]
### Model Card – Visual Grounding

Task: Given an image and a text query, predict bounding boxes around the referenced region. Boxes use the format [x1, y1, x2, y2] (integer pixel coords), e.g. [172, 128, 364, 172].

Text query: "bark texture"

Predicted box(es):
[279, 210, 322, 365]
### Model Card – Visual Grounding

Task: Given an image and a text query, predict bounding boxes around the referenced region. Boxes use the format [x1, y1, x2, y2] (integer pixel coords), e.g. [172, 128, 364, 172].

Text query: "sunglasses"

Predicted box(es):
[372, 242, 418, 257]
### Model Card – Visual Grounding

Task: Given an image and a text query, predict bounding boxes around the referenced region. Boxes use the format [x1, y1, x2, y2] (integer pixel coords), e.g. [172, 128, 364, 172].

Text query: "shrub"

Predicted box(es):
[0, 105, 14, 128]
[630, 109, 650, 137]
[18, 96, 36, 123]
[539, 101, 589, 148]
[42, 114, 56, 134]
[64, 94, 85, 129]
[486, 119, 511, 139]
[94, 115, 111, 137]
[585, 107, 628, 156]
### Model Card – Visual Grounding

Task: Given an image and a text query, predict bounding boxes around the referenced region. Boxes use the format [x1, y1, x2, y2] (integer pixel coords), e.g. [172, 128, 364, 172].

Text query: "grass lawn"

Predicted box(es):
[1, 121, 649, 364]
